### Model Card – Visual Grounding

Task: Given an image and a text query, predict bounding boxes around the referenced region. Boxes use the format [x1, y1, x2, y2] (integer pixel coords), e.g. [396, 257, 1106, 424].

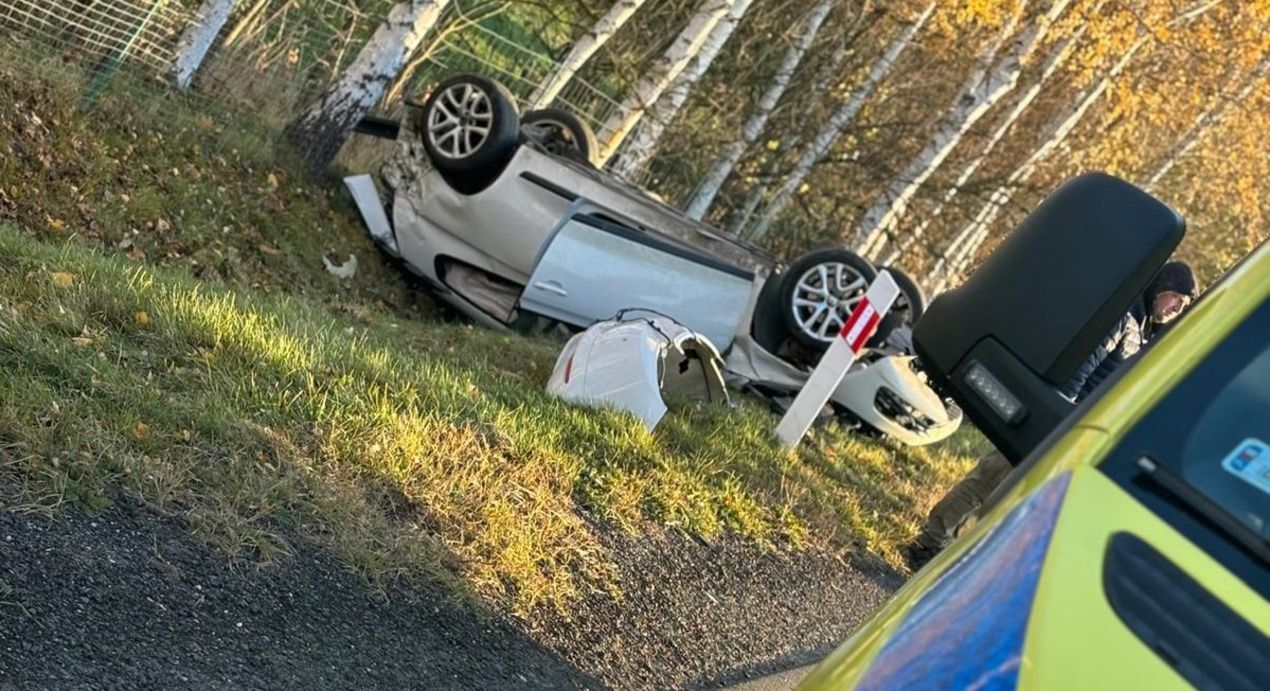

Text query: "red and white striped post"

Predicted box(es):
[775, 270, 900, 450]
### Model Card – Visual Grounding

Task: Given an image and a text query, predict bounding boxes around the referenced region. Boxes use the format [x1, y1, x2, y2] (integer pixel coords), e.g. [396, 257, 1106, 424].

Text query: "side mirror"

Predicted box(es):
[913, 173, 1185, 462]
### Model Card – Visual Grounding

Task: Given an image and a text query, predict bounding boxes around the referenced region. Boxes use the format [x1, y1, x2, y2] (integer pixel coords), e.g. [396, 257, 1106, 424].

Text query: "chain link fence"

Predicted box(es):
[0, 0, 635, 169]
[0, 0, 191, 74]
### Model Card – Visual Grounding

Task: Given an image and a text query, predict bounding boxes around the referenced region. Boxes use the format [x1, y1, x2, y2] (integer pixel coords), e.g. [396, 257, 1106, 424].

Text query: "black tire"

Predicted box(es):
[882, 265, 926, 325]
[864, 310, 905, 351]
[522, 108, 599, 166]
[419, 74, 520, 192]
[778, 248, 878, 351]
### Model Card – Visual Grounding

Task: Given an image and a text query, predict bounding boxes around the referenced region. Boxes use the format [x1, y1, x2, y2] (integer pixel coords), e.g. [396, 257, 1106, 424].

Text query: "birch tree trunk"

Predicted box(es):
[528, 0, 650, 110]
[747, 2, 935, 241]
[286, 0, 452, 170]
[879, 28, 1084, 265]
[930, 43, 1150, 292]
[724, 9, 871, 233]
[854, 0, 1077, 258]
[935, 85, 1116, 291]
[595, 0, 736, 165]
[684, 0, 835, 219]
[173, 0, 238, 89]
[1145, 58, 1269, 191]
[930, 0, 1224, 291]
[609, 0, 756, 179]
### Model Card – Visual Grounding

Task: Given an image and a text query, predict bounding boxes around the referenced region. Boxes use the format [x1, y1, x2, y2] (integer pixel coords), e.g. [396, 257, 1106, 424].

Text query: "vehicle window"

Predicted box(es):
[1178, 345, 1269, 538]
[1099, 300, 1269, 594]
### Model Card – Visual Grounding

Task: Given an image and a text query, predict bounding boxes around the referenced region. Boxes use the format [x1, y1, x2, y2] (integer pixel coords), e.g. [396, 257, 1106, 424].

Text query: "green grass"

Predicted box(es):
[0, 58, 981, 617]
[0, 52, 426, 314]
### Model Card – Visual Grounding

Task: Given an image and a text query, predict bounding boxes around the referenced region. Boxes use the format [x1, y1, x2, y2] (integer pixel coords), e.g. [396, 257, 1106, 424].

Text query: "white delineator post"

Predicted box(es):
[775, 271, 900, 450]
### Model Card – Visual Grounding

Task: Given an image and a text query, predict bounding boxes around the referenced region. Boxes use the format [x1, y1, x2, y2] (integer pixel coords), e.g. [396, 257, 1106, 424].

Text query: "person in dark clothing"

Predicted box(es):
[902, 261, 1197, 572]
[1061, 260, 1196, 400]
[1142, 260, 1198, 331]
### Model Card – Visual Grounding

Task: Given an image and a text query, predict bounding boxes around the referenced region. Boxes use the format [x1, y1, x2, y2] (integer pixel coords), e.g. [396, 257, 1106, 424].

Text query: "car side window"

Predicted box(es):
[1173, 348, 1264, 536]
[1181, 346, 1270, 538]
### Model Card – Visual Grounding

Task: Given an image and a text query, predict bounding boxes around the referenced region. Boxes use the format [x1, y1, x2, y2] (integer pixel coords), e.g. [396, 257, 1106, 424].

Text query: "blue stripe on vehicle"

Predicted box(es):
[857, 472, 1072, 691]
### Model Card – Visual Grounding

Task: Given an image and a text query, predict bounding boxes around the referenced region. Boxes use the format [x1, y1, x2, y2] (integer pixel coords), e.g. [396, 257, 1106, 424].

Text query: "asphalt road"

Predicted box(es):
[0, 501, 595, 690]
[0, 501, 900, 689]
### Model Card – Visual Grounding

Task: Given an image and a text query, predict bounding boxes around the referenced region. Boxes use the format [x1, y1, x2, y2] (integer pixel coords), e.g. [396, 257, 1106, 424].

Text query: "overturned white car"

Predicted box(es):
[346, 73, 961, 446]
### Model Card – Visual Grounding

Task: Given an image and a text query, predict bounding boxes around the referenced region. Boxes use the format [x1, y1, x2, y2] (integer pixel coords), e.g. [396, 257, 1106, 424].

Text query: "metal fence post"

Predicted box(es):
[80, 0, 170, 110]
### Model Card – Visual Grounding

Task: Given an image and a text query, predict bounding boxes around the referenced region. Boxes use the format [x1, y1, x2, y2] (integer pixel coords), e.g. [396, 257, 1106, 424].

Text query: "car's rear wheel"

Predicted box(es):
[779, 248, 877, 351]
[420, 74, 520, 193]
[882, 265, 926, 325]
[522, 108, 599, 166]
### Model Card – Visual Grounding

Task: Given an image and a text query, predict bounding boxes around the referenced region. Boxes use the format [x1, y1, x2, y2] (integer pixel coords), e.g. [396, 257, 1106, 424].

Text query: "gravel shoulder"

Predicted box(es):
[538, 531, 902, 689]
[0, 503, 900, 689]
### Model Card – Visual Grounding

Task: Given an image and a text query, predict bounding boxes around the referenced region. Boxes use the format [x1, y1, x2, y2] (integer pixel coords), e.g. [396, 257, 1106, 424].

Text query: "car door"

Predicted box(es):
[519, 206, 756, 350]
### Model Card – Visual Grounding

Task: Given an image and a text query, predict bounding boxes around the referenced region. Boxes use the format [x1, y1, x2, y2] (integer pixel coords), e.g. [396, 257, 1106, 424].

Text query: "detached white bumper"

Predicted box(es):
[546, 315, 728, 430]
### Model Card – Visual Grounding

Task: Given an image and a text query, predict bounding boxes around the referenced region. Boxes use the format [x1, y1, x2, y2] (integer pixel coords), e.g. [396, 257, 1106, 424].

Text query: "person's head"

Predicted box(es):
[1145, 261, 1197, 324]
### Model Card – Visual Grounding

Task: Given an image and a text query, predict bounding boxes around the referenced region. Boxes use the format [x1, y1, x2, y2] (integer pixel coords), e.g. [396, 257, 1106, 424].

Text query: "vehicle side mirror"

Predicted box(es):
[913, 173, 1185, 462]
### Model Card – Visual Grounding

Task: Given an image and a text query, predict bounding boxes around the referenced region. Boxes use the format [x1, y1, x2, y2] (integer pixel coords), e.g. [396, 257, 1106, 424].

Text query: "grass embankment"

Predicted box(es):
[0, 64, 979, 615]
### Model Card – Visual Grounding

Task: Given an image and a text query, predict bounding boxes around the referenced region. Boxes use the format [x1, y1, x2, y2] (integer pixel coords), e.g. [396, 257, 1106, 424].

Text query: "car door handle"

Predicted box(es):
[533, 280, 569, 297]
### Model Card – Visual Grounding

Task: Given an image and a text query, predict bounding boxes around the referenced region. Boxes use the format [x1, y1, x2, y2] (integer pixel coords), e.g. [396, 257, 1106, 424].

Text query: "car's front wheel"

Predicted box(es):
[779, 248, 878, 351]
[419, 74, 520, 193]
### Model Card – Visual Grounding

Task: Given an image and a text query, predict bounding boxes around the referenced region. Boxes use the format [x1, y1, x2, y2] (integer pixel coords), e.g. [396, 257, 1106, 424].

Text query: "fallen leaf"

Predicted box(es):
[258, 243, 281, 256]
[135, 311, 150, 327]
[48, 217, 65, 231]
[50, 271, 75, 287]
[71, 336, 93, 348]
[132, 422, 149, 441]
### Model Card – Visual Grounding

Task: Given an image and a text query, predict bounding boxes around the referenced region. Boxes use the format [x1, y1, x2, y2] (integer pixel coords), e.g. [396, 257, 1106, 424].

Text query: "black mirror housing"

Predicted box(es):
[913, 172, 1185, 462]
